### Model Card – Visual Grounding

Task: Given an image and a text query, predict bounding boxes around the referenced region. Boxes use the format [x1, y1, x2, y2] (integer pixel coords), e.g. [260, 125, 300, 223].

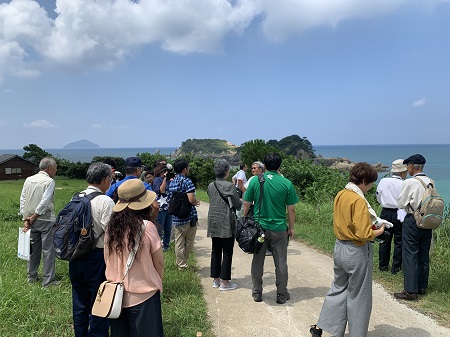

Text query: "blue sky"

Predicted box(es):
[1, 0, 449, 150]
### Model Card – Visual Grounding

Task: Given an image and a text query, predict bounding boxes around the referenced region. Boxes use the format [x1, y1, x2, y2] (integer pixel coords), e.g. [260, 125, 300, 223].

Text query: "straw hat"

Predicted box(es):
[391, 159, 407, 173]
[113, 179, 156, 212]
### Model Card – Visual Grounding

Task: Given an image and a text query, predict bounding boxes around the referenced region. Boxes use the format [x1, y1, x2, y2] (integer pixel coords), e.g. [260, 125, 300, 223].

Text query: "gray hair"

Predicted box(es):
[412, 164, 425, 171]
[39, 157, 57, 171]
[253, 161, 265, 171]
[214, 159, 230, 179]
[86, 162, 112, 184]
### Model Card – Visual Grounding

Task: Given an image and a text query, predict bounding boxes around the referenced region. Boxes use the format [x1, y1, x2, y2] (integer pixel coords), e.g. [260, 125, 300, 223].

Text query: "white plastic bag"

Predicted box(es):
[18, 227, 30, 261]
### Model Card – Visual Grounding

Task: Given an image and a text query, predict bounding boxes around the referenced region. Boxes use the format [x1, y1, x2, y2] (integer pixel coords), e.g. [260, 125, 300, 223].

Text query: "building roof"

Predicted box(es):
[0, 154, 37, 166]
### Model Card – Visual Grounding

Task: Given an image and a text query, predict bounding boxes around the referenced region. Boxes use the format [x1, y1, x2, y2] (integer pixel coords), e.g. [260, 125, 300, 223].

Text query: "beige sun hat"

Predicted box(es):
[391, 159, 407, 173]
[113, 179, 157, 212]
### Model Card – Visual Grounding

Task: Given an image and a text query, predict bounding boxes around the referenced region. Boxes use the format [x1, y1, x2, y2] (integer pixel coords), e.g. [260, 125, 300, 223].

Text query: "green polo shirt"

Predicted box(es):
[244, 171, 299, 231]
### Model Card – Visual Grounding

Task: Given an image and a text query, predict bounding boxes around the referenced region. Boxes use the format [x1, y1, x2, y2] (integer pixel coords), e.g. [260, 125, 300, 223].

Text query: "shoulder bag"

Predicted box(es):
[92, 227, 142, 319]
[235, 174, 265, 254]
[168, 177, 192, 218]
[213, 181, 236, 213]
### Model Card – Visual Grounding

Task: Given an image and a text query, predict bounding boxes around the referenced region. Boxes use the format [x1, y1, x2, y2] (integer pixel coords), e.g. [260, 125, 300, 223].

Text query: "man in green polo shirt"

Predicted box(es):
[243, 152, 299, 304]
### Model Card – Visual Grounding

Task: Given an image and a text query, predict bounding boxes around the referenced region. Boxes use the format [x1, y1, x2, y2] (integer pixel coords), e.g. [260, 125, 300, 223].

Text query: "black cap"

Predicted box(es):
[403, 154, 426, 165]
[125, 157, 143, 167]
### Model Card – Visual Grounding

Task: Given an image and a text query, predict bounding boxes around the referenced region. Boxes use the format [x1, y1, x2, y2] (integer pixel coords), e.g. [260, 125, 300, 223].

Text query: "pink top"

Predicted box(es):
[105, 220, 163, 307]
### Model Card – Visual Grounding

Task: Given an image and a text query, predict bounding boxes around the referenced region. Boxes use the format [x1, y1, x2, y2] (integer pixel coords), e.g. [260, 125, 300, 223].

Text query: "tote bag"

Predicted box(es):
[18, 227, 31, 261]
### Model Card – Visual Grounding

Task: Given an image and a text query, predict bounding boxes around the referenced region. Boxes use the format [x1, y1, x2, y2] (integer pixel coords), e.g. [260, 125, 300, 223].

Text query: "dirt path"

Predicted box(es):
[193, 202, 450, 337]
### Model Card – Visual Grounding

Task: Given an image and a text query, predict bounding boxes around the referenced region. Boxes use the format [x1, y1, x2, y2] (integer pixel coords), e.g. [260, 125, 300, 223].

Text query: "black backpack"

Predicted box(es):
[53, 191, 102, 261]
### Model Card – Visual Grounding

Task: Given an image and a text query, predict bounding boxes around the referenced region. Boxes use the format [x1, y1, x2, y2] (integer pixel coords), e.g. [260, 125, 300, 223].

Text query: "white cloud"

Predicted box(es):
[92, 123, 104, 129]
[23, 119, 58, 128]
[0, 0, 445, 80]
[413, 97, 427, 107]
[0, 0, 50, 81]
[111, 124, 129, 129]
[0, 120, 8, 127]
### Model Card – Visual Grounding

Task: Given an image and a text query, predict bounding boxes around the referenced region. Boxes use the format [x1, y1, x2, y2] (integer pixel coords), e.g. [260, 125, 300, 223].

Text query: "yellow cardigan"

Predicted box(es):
[333, 189, 376, 246]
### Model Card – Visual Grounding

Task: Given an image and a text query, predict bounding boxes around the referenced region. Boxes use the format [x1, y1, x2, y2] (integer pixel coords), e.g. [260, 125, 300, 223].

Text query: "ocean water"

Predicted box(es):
[314, 144, 450, 203]
[1, 147, 177, 164]
[3, 144, 449, 202]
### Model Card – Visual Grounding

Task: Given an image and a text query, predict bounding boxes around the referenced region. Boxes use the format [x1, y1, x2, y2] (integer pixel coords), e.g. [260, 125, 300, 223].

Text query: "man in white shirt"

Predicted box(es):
[394, 154, 433, 300]
[232, 163, 248, 197]
[376, 159, 408, 274]
[69, 162, 115, 337]
[20, 157, 58, 287]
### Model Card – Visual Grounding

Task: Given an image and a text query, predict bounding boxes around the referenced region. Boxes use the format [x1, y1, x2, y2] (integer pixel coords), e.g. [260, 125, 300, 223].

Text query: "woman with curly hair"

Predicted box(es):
[104, 179, 164, 337]
[310, 162, 387, 337]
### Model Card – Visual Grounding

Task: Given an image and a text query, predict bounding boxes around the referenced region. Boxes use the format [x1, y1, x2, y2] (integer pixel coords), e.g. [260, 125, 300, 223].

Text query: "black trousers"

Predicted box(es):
[111, 291, 164, 337]
[210, 237, 235, 281]
[378, 208, 403, 273]
[402, 214, 432, 293]
[69, 249, 109, 337]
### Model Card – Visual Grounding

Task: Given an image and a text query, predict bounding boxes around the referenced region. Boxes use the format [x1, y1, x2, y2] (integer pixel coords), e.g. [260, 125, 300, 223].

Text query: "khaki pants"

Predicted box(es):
[174, 222, 197, 268]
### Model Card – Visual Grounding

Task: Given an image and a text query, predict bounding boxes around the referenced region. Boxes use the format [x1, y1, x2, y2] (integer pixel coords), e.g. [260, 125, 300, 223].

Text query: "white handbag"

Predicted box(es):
[18, 227, 31, 261]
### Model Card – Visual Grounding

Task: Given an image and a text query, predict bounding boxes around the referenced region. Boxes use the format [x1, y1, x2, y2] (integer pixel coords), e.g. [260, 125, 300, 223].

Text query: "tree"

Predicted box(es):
[137, 152, 170, 169]
[239, 139, 281, 167]
[92, 156, 126, 174]
[23, 144, 52, 165]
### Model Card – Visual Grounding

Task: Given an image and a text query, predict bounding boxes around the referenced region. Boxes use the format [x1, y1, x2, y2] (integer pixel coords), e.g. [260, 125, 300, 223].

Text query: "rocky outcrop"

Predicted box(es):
[173, 139, 240, 164]
[314, 157, 388, 172]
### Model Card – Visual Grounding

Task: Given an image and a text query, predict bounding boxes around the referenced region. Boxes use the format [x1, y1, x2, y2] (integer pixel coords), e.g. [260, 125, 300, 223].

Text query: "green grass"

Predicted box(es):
[0, 179, 212, 337]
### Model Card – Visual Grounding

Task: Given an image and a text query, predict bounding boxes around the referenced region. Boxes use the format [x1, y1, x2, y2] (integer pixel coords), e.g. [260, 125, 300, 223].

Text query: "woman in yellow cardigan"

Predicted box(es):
[310, 162, 387, 337]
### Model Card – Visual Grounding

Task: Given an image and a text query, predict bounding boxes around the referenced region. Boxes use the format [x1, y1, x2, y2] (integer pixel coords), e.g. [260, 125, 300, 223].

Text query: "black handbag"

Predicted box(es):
[236, 174, 265, 254]
[168, 178, 192, 218]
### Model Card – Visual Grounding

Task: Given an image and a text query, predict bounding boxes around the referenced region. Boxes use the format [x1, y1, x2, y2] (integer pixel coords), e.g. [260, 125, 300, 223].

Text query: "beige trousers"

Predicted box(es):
[174, 222, 197, 268]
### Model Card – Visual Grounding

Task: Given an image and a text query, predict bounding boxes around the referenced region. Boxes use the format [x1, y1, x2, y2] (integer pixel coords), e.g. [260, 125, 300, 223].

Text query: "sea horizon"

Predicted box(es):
[2, 143, 449, 202]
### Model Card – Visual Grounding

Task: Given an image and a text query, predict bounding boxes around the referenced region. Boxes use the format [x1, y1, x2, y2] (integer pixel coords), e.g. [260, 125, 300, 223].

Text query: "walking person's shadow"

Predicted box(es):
[367, 324, 430, 337]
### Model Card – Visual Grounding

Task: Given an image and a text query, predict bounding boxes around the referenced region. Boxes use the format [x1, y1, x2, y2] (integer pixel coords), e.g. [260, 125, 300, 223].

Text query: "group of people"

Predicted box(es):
[310, 153, 435, 337]
[19, 155, 201, 337]
[18, 151, 435, 337]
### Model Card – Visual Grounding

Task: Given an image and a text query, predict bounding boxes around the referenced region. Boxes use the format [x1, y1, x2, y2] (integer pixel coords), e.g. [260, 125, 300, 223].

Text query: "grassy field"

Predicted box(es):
[0, 179, 212, 337]
[2, 178, 449, 336]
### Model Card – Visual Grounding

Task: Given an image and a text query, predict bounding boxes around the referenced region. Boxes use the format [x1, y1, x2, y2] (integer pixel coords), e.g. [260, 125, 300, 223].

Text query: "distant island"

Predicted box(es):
[63, 139, 100, 149]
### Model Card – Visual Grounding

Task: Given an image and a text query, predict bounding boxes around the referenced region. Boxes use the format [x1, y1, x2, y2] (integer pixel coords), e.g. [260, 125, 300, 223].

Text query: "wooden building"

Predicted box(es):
[0, 155, 38, 180]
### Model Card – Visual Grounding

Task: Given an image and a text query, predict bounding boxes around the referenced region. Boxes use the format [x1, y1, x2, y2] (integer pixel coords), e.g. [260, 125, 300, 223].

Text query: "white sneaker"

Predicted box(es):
[220, 282, 238, 291]
[212, 279, 221, 288]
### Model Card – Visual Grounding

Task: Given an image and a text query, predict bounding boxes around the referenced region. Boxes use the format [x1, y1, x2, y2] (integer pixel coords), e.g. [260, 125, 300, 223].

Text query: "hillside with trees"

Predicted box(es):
[172, 135, 316, 165]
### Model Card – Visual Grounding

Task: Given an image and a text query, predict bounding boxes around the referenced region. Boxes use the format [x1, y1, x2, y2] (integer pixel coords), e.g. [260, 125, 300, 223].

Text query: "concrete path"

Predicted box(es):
[193, 202, 450, 337]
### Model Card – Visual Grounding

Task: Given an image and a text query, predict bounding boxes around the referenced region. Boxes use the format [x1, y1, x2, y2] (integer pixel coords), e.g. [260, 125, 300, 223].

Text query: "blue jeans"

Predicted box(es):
[69, 249, 109, 337]
[156, 209, 172, 250]
[110, 291, 164, 337]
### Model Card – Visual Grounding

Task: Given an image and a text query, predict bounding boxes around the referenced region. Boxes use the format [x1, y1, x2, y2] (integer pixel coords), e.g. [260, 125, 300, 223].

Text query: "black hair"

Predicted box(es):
[173, 158, 189, 174]
[263, 153, 282, 171]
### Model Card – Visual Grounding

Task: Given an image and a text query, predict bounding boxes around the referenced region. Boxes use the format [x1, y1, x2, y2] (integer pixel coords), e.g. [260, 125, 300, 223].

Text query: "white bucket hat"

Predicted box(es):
[391, 159, 407, 173]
